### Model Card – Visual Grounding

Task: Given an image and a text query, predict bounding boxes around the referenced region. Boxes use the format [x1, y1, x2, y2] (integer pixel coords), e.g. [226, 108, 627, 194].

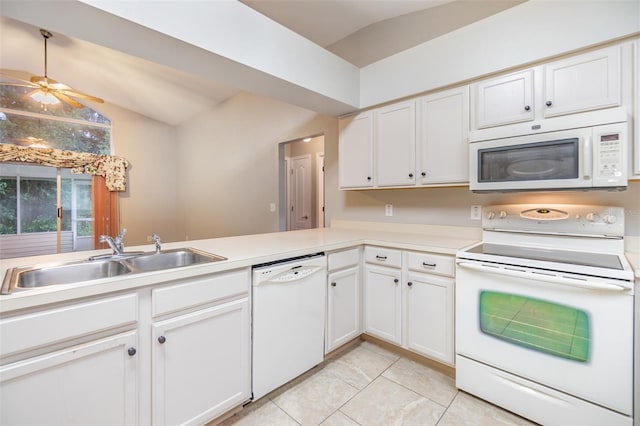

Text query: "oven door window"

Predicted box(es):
[478, 138, 579, 182]
[479, 291, 590, 362]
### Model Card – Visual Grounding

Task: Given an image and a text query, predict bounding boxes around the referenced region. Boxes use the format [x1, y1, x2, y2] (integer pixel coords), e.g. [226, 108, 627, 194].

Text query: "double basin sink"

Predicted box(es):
[1, 248, 227, 294]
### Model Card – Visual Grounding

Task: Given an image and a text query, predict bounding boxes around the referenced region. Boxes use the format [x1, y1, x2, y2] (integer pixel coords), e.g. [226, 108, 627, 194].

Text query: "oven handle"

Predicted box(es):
[456, 261, 632, 292]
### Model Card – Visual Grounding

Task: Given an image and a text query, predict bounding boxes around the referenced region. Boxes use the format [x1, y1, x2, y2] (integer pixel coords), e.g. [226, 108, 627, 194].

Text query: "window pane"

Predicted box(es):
[0, 178, 17, 234]
[0, 113, 111, 155]
[20, 178, 58, 233]
[0, 86, 110, 124]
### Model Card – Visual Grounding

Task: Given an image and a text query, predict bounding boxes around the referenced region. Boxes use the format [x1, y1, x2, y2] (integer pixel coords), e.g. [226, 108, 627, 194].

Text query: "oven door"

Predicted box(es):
[469, 127, 590, 192]
[455, 260, 633, 415]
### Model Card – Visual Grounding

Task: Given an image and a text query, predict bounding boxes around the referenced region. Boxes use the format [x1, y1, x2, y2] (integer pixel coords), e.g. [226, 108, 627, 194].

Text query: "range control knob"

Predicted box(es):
[499, 211, 507, 219]
[586, 213, 600, 222]
[603, 215, 617, 224]
[487, 211, 496, 219]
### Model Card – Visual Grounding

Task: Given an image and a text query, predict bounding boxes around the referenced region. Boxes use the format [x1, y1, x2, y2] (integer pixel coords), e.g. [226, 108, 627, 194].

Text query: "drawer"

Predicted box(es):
[0, 293, 138, 359]
[406, 251, 454, 277]
[364, 246, 402, 268]
[152, 268, 249, 317]
[328, 248, 360, 271]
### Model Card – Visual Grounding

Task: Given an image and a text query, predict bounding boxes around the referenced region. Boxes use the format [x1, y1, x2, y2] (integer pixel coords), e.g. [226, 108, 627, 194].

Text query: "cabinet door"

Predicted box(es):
[339, 111, 374, 188]
[152, 298, 250, 426]
[364, 265, 402, 345]
[375, 101, 416, 186]
[0, 331, 138, 425]
[634, 41, 640, 178]
[544, 45, 620, 118]
[417, 86, 469, 184]
[326, 266, 360, 353]
[405, 273, 454, 365]
[472, 69, 534, 129]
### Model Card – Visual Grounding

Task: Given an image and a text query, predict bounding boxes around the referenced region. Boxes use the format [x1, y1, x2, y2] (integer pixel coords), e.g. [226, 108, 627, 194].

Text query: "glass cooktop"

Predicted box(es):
[466, 243, 623, 270]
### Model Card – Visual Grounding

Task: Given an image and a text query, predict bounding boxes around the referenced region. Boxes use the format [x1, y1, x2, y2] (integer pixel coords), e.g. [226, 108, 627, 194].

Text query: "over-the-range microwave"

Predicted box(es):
[469, 121, 628, 192]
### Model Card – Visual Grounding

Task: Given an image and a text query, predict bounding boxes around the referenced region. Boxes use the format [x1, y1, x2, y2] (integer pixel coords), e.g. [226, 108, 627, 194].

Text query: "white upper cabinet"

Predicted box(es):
[472, 45, 622, 135]
[544, 45, 620, 118]
[472, 70, 534, 129]
[632, 40, 640, 179]
[375, 100, 416, 187]
[339, 111, 374, 188]
[417, 86, 469, 184]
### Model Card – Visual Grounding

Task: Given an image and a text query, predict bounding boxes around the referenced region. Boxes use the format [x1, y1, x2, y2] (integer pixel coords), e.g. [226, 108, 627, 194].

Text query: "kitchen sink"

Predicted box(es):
[123, 248, 226, 273]
[1, 248, 226, 294]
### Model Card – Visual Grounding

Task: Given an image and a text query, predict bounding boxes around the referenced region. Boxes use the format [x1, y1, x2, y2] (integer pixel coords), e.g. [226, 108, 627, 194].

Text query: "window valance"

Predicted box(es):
[0, 144, 128, 192]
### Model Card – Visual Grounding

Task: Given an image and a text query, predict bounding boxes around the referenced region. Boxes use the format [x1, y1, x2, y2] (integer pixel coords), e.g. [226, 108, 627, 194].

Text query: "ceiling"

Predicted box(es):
[0, 0, 524, 126]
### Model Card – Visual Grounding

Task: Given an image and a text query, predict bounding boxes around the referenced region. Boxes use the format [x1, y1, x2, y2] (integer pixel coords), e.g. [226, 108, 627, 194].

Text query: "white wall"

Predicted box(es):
[99, 104, 179, 246]
[175, 92, 337, 241]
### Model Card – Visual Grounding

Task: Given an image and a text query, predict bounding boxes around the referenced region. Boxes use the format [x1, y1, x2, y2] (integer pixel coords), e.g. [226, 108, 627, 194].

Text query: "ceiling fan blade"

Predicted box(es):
[52, 91, 84, 108]
[0, 71, 39, 86]
[56, 89, 104, 103]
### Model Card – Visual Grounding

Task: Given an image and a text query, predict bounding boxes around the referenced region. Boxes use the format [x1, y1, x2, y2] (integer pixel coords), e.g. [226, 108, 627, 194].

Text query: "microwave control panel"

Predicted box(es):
[593, 124, 626, 185]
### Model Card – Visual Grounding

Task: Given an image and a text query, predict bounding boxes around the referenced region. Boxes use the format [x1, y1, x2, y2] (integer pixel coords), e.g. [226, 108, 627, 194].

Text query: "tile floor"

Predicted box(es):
[219, 340, 536, 426]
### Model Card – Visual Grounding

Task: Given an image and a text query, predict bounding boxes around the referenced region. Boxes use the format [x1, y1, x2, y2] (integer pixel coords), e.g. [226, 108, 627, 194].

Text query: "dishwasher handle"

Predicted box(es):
[256, 266, 324, 285]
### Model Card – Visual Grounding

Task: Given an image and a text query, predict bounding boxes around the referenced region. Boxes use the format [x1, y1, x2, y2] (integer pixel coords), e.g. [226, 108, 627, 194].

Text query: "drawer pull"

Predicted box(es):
[376, 255, 388, 261]
[422, 262, 437, 268]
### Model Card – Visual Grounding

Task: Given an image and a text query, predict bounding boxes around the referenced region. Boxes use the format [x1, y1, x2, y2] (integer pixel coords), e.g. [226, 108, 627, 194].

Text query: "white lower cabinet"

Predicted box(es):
[363, 248, 403, 345]
[405, 271, 454, 365]
[152, 297, 250, 426]
[363, 246, 455, 365]
[0, 330, 139, 425]
[326, 248, 361, 353]
[0, 268, 251, 426]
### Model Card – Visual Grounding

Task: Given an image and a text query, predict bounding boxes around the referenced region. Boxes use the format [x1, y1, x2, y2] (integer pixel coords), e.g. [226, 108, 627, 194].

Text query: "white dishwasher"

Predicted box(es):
[251, 253, 327, 400]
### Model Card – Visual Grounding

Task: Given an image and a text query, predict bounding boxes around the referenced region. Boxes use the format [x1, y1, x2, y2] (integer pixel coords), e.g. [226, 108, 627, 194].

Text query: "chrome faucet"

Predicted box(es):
[100, 228, 127, 255]
[151, 233, 162, 254]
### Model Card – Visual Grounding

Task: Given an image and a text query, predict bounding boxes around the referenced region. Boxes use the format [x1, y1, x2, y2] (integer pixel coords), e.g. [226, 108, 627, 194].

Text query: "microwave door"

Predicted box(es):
[476, 138, 581, 190]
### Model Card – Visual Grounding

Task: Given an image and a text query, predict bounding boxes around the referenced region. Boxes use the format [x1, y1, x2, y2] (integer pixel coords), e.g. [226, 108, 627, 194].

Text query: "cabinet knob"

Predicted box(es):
[367, 176, 372, 181]
[524, 105, 530, 111]
[546, 101, 553, 107]
[393, 278, 399, 284]
[127, 347, 137, 356]
[407, 281, 413, 287]
[409, 173, 413, 178]
[421, 172, 426, 177]
[331, 282, 337, 287]
[158, 336, 166, 344]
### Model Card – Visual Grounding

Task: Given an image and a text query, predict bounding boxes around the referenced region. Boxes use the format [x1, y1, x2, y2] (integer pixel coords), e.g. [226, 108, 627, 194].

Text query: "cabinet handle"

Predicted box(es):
[409, 173, 413, 178]
[546, 101, 553, 107]
[393, 278, 399, 284]
[407, 281, 413, 287]
[422, 262, 437, 268]
[421, 172, 426, 177]
[524, 105, 530, 111]
[376, 255, 387, 261]
[331, 282, 337, 287]
[158, 336, 166, 344]
[127, 347, 137, 357]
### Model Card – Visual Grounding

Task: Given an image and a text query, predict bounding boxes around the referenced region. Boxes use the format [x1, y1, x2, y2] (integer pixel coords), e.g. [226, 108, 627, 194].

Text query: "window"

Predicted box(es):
[0, 86, 113, 258]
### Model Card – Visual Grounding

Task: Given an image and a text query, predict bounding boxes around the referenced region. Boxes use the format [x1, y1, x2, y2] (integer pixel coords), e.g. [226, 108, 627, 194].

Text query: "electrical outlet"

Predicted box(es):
[269, 202, 276, 212]
[470, 205, 482, 220]
[385, 204, 393, 217]
[146, 235, 152, 242]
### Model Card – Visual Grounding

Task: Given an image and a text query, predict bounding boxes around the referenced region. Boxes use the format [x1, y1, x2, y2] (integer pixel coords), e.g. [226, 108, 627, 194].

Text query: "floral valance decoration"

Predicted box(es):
[0, 143, 129, 192]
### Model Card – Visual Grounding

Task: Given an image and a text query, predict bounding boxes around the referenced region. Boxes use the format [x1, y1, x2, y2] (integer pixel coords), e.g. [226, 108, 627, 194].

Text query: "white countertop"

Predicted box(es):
[0, 226, 479, 314]
[626, 252, 640, 280]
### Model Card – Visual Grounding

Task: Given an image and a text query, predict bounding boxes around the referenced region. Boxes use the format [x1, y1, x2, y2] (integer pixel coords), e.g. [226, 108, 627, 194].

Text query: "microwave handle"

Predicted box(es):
[583, 136, 592, 180]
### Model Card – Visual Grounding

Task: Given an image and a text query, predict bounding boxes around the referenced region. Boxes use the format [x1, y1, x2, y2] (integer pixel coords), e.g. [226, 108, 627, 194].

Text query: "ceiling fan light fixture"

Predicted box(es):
[29, 90, 60, 105]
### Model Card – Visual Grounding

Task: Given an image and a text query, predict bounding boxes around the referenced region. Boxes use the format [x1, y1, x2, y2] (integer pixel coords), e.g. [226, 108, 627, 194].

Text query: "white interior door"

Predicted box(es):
[290, 154, 312, 230]
[316, 152, 324, 228]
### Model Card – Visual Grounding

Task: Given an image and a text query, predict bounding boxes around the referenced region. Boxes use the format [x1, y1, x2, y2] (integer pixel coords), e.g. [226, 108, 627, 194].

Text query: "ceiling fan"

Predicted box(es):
[0, 29, 104, 109]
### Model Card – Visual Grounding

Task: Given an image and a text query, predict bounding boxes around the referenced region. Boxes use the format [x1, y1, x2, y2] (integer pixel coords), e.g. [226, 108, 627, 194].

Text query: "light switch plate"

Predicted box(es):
[385, 204, 393, 216]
